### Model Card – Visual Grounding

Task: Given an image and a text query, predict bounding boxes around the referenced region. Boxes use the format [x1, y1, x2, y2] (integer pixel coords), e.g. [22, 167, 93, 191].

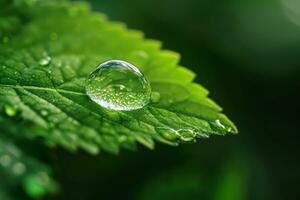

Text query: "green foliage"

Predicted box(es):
[0, 0, 237, 155]
[0, 0, 237, 198]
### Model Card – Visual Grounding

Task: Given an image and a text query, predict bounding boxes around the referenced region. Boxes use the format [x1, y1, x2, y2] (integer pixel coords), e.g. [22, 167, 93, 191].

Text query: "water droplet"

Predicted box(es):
[215, 119, 225, 129]
[227, 127, 233, 132]
[39, 55, 51, 66]
[4, 104, 17, 117]
[12, 162, 26, 175]
[151, 91, 161, 103]
[177, 129, 196, 143]
[194, 131, 210, 139]
[1, 65, 7, 70]
[86, 60, 151, 111]
[118, 135, 128, 143]
[41, 110, 48, 116]
[157, 127, 178, 141]
[168, 99, 174, 104]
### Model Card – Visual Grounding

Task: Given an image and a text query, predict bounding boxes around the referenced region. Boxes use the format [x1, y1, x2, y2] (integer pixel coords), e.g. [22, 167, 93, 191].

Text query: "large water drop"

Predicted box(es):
[86, 60, 151, 111]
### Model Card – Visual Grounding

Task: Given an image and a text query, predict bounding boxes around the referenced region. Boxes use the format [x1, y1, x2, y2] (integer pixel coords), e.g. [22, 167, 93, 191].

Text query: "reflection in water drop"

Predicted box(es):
[86, 60, 151, 111]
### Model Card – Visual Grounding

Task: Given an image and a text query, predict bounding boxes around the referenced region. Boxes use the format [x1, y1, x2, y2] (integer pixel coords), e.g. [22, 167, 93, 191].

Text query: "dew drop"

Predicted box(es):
[215, 119, 225, 129]
[86, 60, 151, 111]
[168, 99, 174, 104]
[118, 135, 129, 143]
[196, 133, 210, 139]
[39, 55, 51, 66]
[157, 127, 178, 141]
[177, 129, 196, 143]
[41, 110, 48, 116]
[4, 104, 17, 117]
[151, 91, 161, 103]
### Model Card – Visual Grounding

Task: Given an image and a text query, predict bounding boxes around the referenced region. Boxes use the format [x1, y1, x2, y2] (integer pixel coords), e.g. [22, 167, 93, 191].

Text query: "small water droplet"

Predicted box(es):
[227, 127, 233, 132]
[157, 127, 178, 141]
[39, 55, 51, 66]
[86, 60, 151, 111]
[1, 65, 7, 70]
[177, 129, 196, 143]
[168, 99, 174, 104]
[12, 162, 26, 175]
[118, 135, 128, 143]
[41, 110, 48, 116]
[151, 91, 161, 103]
[194, 131, 210, 139]
[215, 119, 225, 129]
[4, 104, 17, 117]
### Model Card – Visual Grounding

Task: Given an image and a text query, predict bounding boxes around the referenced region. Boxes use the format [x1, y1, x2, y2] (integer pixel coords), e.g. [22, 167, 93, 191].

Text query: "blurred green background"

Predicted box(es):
[53, 0, 300, 199]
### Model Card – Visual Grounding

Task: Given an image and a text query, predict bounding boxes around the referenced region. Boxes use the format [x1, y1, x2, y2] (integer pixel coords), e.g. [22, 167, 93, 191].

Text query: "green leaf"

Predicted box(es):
[0, 0, 237, 154]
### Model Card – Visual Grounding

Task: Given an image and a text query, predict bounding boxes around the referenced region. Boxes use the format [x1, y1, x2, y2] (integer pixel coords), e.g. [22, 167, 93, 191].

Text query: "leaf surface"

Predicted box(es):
[0, 0, 237, 154]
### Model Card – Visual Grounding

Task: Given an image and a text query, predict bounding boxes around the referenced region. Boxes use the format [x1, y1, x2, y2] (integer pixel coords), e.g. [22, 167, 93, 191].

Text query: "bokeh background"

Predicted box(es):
[55, 0, 300, 199]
